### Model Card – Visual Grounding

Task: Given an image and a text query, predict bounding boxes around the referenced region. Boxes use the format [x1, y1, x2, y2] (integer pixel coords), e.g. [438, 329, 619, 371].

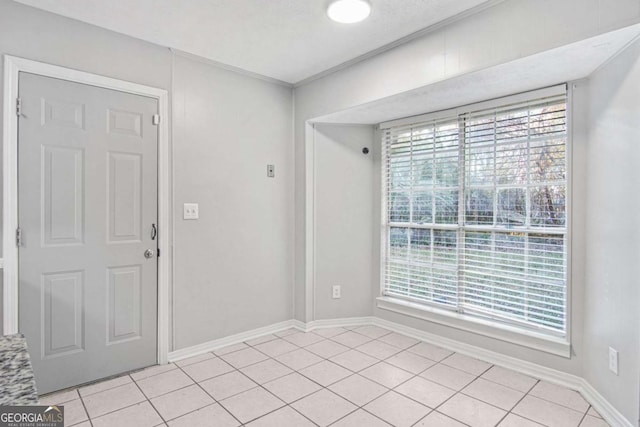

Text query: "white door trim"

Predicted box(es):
[2, 55, 171, 365]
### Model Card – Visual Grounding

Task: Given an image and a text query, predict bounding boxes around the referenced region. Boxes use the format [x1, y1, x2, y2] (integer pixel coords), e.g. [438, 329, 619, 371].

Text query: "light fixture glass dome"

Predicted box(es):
[327, 0, 371, 24]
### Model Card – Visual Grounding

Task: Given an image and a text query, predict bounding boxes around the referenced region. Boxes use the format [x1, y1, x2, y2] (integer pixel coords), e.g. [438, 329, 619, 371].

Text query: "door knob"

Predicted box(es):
[144, 249, 155, 259]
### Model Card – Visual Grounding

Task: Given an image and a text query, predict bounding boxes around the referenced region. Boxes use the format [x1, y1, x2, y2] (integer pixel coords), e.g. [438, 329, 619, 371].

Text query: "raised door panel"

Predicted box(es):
[42, 146, 84, 246]
[107, 266, 142, 344]
[108, 109, 142, 138]
[107, 152, 142, 243]
[41, 98, 85, 130]
[42, 271, 84, 358]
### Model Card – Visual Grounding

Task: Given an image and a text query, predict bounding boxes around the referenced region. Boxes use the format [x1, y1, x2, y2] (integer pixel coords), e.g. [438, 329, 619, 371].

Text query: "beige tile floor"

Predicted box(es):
[39, 326, 610, 427]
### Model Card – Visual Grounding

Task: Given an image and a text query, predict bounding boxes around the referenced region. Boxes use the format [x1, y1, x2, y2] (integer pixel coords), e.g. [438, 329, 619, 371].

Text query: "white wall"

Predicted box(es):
[172, 55, 294, 349]
[584, 39, 640, 425]
[294, 0, 640, 325]
[0, 1, 295, 352]
[313, 124, 375, 320]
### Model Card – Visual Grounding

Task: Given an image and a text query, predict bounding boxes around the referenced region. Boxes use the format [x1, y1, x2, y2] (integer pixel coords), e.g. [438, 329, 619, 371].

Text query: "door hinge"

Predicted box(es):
[16, 98, 22, 116]
[16, 227, 23, 247]
[157, 249, 160, 257]
[152, 114, 160, 125]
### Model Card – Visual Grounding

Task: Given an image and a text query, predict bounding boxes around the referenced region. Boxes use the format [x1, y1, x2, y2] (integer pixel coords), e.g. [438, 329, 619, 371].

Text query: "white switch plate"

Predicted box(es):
[183, 203, 199, 220]
[609, 347, 618, 375]
[332, 285, 341, 299]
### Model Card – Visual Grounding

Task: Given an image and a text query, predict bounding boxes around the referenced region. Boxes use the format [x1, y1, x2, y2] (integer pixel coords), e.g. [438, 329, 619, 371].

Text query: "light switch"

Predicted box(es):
[183, 203, 199, 220]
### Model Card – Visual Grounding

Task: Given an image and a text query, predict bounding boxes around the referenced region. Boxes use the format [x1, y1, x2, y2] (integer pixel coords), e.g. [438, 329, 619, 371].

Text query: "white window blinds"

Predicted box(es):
[382, 87, 568, 335]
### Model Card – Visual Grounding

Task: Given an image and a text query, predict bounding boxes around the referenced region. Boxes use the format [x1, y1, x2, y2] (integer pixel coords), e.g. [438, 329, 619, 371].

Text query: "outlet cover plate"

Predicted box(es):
[184, 203, 199, 220]
[332, 285, 341, 299]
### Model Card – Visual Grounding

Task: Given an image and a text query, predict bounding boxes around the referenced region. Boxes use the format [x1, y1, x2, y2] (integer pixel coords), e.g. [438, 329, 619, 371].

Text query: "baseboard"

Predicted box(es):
[167, 316, 633, 427]
[299, 316, 375, 332]
[167, 319, 297, 362]
[580, 378, 634, 427]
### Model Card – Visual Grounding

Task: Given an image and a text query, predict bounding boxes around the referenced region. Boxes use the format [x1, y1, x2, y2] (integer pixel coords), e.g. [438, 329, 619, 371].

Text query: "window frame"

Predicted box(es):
[378, 84, 572, 358]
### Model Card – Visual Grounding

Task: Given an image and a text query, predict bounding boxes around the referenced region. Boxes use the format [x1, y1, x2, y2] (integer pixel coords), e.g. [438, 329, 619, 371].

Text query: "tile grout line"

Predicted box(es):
[174, 358, 245, 426]
[284, 402, 323, 427]
[78, 376, 153, 423]
[74, 390, 94, 427]
[457, 376, 523, 413]
[526, 385, 594, 414]
[490, 378, 539, 427]
[409, 369, 465, 417]
[410, 410, 472, 427]
[426, 362, 520, 417]
[128, 374, 169, 426]
[136, 376, 195, 401]
[323, 391, 389, 427]
[471, 365, 538, 395]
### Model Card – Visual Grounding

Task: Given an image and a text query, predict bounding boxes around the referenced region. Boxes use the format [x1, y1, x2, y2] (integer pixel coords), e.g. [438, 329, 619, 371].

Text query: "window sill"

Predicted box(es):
[376, 297, 571, 358]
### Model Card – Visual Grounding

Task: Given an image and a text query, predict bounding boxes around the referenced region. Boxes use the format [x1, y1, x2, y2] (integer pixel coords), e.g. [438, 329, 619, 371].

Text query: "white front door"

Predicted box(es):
[18, 72, 159, 394]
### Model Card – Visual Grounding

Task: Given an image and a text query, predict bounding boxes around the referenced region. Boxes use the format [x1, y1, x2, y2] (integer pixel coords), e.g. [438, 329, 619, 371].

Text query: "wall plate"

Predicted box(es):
[183, 203, 199, 220]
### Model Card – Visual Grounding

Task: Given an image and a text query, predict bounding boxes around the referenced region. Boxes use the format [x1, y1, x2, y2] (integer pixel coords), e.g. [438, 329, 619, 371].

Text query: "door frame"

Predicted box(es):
[2, 55, 171, 365]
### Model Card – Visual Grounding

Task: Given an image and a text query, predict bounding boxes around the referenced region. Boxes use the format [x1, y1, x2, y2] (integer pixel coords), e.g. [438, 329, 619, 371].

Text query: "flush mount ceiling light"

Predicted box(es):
[327, 0, 371, 24]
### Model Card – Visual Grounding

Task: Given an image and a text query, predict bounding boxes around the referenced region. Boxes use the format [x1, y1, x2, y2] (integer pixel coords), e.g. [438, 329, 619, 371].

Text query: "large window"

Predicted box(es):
[381, 86, 568, 337]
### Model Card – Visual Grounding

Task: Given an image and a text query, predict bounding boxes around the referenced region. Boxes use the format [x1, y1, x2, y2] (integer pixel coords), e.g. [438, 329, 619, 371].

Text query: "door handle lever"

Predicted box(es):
[151, 223, 157, 240]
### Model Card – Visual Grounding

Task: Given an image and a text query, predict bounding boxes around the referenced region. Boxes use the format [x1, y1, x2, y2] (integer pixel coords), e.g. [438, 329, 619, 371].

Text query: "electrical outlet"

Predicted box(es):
[332, 285, 341, 299]
[183, 203, 199, 220]
[609, 347, 618, 375]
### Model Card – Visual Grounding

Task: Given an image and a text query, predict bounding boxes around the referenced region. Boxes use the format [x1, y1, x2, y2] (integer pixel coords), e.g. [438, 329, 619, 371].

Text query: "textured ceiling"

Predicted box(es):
[13, 0, 491, 83]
